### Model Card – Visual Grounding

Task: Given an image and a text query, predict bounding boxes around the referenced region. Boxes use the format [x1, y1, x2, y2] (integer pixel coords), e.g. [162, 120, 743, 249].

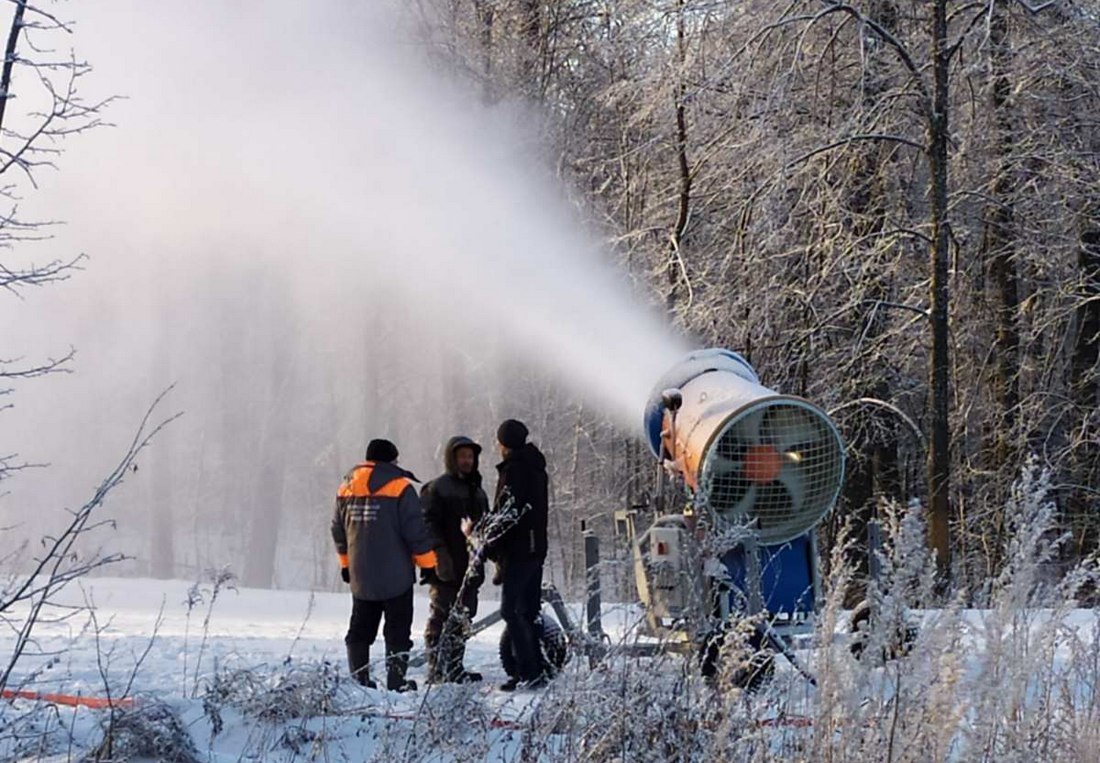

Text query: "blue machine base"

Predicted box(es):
[719, 533, 816, 618]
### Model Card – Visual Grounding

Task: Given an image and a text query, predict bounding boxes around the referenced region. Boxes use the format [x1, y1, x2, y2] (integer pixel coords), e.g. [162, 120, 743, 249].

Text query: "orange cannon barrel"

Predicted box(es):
[644, 349, 845, 545]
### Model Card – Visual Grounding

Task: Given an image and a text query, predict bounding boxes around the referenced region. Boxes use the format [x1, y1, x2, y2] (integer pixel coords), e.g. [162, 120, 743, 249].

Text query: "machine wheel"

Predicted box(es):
[700, 621, 774, 692]
[499, 614, 568, 679]
[849, 601, 918, 661]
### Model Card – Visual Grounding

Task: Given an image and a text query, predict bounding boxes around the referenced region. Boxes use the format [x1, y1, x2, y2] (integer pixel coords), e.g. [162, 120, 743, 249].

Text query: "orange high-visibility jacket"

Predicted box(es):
[332, 460, 437, 601]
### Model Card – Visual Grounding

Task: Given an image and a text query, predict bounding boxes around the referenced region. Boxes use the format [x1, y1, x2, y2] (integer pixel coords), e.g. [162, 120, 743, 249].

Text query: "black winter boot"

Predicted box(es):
[451, 642, 481, 682]
[436, 632, 459, 683]
[424, 633, 444, 684]
[386, 649, 417, 693]
[346, 642, 377, 689]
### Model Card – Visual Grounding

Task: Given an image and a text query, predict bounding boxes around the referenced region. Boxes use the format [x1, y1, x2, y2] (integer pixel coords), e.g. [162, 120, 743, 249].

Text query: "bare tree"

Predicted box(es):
[0, 392, 177, 695]
[0, 0, 182, 699]
[0, 0, 113, 483]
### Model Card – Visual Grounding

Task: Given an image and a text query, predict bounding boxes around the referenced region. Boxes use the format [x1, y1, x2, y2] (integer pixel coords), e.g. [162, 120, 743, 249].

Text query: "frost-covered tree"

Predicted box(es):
[409, 0, 1100, 590]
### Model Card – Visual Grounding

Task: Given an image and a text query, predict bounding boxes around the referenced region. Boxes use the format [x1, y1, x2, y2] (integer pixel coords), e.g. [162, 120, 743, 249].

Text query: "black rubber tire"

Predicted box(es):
[499, 614, 568, 679]
[849, 601, 873, 660]
[849, 600, 918, 662]
[699, 622, 775, 692]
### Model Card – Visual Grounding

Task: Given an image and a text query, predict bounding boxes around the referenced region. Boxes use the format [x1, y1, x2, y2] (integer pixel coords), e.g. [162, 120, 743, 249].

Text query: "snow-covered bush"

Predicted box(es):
[0, 702, 68, 762]
[88, 700, 199, 763]
[788, 458, 1100, 762]
[465, 458, 1100, 761]
[202, 660, 342, 726]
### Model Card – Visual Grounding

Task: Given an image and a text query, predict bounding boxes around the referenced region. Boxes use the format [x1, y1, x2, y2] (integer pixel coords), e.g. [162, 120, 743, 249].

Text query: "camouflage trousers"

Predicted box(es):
[424, 582, 480, 681]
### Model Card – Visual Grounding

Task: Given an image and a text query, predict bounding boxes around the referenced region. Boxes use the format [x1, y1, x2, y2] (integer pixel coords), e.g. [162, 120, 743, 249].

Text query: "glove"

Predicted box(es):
[434, 549, 456, 584]
[468, 558, 486, 589]
[340, 567, 350, 584]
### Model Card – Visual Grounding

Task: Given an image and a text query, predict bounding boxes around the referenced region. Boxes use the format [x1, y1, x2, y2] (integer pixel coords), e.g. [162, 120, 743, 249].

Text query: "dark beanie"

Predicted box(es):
[497, 419, 529, 449]
[366, 438, 399, 463]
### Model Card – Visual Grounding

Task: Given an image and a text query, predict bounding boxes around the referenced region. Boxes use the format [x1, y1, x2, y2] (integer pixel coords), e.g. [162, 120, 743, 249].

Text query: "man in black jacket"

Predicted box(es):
[489, 419, 550, 691]
[420, 435, 488, 683]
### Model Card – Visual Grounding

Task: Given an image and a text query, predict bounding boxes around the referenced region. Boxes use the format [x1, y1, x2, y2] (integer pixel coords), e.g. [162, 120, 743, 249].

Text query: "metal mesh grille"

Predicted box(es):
[700, 400, 845, 545]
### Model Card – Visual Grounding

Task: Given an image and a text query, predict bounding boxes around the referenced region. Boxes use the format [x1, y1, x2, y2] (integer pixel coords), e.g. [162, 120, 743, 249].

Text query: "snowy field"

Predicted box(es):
[2, 575, 510, 699]
[3, 573, 1100, 761]
[0, 576, 564, 761]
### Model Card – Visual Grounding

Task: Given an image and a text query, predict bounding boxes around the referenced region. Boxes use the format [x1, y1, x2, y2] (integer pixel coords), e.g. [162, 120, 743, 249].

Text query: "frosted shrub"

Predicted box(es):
[0, 702, 72, 762]
[202, 660, 342, 727]
[511, 458, 1100, 761]
[798, 458, 1100, 762]
[88, 700, 199, 763]
[960, 459, 1100, 761]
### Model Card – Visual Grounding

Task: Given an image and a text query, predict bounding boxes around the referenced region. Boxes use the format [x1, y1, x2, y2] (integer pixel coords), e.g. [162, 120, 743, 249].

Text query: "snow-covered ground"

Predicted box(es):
[1, 576, 567, 761]
[6, 576, 507, 696]
[4, 574, 1100, 762]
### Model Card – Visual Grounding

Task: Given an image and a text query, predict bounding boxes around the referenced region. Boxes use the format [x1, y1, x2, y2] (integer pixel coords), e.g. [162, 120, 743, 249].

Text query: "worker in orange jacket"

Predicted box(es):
[332, 438, 437, 691]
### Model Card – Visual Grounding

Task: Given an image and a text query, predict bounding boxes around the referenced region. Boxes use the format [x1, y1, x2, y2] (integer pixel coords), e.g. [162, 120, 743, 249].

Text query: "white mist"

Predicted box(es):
[0, 1, 688, 580]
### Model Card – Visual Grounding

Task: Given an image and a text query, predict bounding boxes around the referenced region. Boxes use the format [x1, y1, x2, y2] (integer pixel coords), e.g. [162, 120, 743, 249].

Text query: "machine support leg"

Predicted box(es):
[540, 584, 578, 637]
[744, 537, 764, 616]
[467, 609, 504, 636]
[760, 621, 818, 687]
[583, 528, 604, 639]
[868, 519, 882, 586]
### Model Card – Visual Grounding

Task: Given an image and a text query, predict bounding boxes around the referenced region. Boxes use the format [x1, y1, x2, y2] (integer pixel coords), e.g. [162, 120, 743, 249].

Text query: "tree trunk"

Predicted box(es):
[518, 0, 541, 98]
[242, 462, 287, 589]
[474, 0, 494, 103]
[1073, 230, 1100, 409]
[927, 0, 953, 580]
[241, 286, 294, 590]
[837, 0, 900, 599]
[149, 450, 175, 579]
[242, 374, 291, 589]
[1070, 224, 1100, 550]
[667, 0, 691, 317]
[0, 0, 26, 134]
[149, 326, 175, 579]
[985, 0, 1021, 469]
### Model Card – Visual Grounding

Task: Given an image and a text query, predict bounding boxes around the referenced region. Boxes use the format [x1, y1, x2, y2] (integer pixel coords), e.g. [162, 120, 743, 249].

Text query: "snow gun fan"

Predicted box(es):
[644, 349, 845, 544]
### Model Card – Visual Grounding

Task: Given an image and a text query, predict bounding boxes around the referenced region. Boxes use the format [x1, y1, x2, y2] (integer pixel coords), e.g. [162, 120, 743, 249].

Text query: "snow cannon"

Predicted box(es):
[464, 349, 847, 687]
[635, 349, 845, 638]
[643, 348, 845, 544]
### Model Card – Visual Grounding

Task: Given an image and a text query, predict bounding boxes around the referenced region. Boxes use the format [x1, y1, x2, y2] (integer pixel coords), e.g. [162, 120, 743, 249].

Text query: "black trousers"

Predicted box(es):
[345, 587, 414, 656]
[499, 557, 544, 680]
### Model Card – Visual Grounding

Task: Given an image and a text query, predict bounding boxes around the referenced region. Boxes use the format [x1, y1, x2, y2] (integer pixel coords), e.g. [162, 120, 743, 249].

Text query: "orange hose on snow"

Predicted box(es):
[1, 689, 135, 709]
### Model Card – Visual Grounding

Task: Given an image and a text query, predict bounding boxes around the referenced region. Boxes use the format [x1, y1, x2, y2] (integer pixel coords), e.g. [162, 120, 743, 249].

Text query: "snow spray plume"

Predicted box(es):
[0, 1, 687, 577]
[5, 0, 685, 430]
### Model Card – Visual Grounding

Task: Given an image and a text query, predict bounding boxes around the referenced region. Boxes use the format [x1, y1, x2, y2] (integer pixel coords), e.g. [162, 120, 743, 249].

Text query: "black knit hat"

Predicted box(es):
[366, 438, 399, 463]
[496, 419, 529, 449]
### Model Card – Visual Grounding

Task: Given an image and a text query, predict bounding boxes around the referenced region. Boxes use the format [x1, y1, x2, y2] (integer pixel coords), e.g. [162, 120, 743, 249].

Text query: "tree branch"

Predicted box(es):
[785, 133, 924, 170]
[0, 387, 180, 693]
